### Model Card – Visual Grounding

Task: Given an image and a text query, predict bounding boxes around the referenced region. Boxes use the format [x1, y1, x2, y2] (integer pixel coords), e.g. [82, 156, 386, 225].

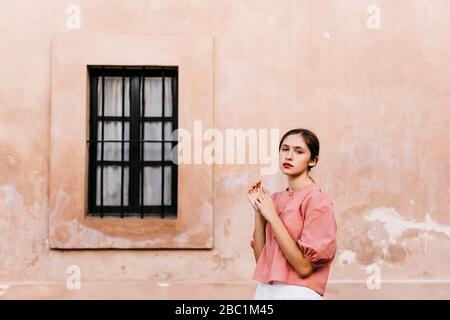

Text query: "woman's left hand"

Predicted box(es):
[254, 188, 278, 224]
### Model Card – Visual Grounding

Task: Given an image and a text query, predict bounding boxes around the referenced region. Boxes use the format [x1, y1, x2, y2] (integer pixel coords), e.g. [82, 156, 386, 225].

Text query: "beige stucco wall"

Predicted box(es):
[0, 0, 449, 299]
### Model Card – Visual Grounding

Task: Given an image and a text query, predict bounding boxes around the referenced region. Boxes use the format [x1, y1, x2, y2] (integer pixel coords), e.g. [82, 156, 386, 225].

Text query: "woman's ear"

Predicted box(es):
[309, 156, 319, 168]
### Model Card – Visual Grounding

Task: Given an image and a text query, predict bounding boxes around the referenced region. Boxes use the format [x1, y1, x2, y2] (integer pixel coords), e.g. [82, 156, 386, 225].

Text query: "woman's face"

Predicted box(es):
[279, 134, 317, 176]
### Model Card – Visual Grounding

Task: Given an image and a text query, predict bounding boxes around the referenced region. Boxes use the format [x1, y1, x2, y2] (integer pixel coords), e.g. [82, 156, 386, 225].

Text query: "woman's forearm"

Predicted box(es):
[253, 211, 266, 263]
[269, 215, 313, 278]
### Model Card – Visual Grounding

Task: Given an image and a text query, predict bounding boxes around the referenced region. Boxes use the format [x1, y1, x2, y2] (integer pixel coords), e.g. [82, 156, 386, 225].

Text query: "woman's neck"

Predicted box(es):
[287, 173, 314, 192]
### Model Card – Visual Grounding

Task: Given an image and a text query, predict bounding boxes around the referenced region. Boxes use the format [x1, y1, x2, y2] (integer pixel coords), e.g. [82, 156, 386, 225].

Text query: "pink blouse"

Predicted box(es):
[250, 183, 337, 296]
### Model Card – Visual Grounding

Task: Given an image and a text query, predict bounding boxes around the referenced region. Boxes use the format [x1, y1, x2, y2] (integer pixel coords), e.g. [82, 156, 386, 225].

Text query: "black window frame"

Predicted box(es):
[87, 65, 178, 219]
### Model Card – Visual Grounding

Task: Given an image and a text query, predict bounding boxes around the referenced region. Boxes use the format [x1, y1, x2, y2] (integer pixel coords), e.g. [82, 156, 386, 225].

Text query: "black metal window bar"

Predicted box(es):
[87, 66, 178, 218]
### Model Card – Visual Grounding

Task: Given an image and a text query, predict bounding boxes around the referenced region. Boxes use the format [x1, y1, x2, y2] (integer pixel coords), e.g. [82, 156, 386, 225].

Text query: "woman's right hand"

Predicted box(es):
[247, 180, 262, 212]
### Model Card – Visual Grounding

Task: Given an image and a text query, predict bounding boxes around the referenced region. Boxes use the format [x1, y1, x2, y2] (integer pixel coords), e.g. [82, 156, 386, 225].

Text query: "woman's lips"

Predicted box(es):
[282, 163, 293, 168]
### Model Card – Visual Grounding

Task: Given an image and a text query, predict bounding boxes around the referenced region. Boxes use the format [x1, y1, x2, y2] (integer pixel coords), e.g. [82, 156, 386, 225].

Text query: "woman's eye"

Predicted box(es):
[296, 150, 303, 154]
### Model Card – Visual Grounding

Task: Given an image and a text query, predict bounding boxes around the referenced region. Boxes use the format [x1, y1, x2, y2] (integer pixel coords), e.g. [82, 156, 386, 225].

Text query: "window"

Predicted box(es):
[87, 66, 178, 218]
[50, 34, 213, 248]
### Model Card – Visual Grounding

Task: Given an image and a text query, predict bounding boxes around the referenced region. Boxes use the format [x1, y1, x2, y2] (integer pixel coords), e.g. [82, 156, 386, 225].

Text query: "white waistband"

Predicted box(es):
[256, 281, 322, 300]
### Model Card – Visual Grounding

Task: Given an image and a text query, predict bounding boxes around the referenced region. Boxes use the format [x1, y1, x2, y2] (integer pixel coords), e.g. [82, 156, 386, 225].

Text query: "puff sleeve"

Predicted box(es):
[297, 191, 337, 270]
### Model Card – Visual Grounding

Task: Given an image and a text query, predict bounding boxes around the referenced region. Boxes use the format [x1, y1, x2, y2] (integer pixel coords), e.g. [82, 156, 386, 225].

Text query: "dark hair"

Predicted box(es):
[278, 128, 320, 172]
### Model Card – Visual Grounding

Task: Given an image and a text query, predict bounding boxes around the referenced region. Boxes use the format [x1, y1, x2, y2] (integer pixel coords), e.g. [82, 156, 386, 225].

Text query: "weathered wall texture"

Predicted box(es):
[0, 0, 449, 299]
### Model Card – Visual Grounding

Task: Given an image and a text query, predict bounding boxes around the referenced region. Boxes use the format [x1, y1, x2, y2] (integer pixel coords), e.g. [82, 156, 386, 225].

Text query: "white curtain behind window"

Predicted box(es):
[96, 76, 173, 208]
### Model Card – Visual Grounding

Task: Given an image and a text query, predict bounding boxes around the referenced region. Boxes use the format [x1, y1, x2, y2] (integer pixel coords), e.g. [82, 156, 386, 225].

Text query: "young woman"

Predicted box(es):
[247, 128, 337, 300]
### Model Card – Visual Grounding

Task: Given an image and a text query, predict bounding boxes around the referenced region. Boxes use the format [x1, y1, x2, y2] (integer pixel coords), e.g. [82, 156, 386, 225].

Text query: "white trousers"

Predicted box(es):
[254, 281, 323, 300]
